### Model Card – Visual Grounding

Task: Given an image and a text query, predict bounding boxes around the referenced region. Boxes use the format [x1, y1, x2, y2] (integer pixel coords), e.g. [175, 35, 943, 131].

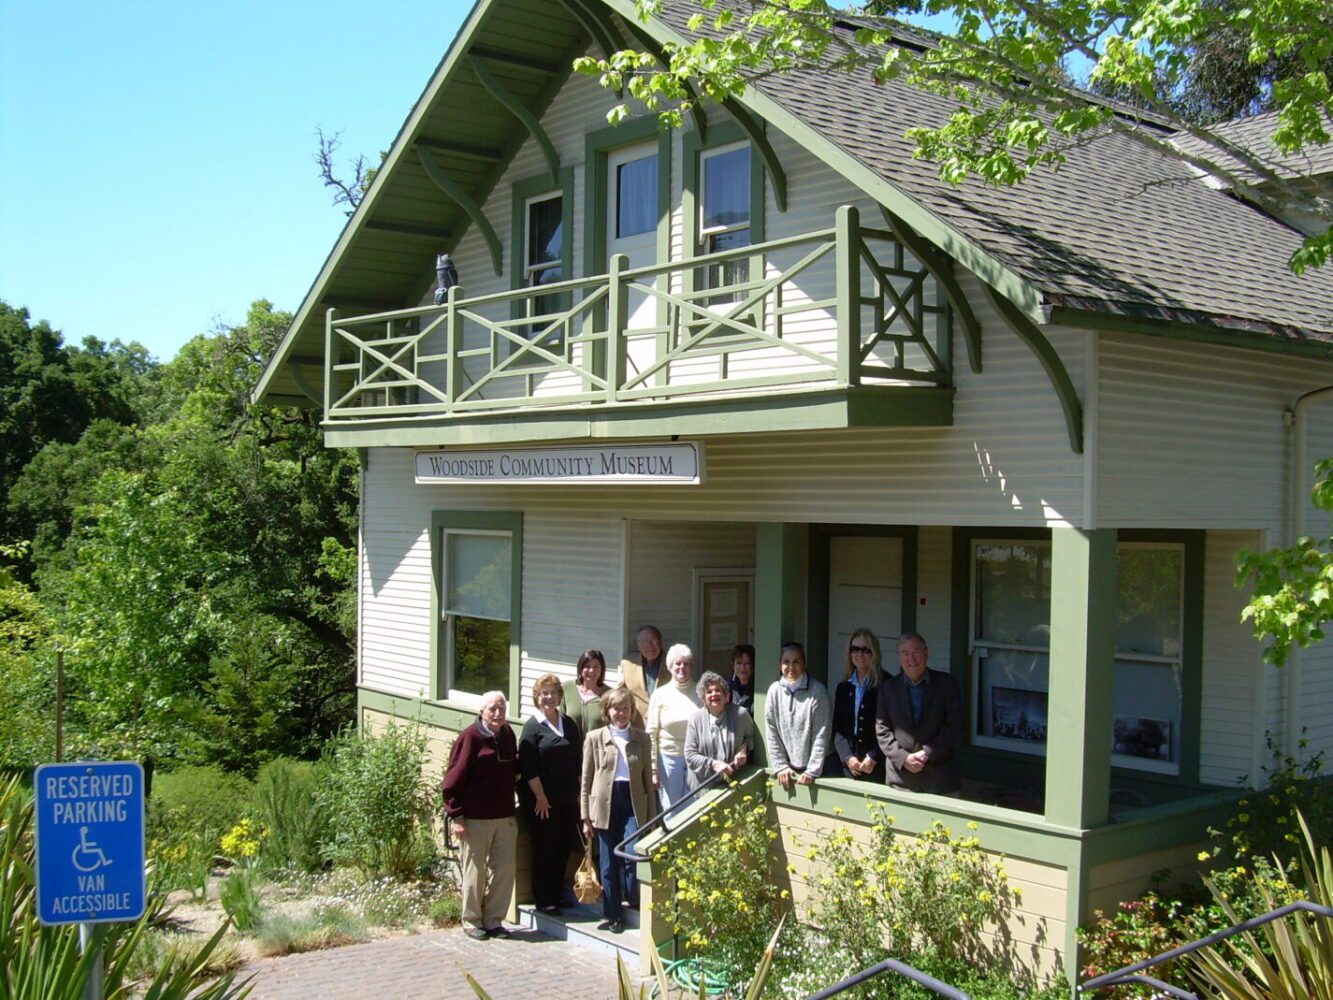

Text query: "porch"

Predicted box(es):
[320, 206, 958, 447]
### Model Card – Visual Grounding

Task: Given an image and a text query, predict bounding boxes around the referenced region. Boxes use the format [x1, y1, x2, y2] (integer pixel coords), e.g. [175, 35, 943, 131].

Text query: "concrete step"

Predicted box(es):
[516, 900, 641, 963]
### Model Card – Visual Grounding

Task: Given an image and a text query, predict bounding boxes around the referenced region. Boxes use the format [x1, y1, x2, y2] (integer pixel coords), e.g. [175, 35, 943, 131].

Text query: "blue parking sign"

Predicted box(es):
[34, 761, 146, 925]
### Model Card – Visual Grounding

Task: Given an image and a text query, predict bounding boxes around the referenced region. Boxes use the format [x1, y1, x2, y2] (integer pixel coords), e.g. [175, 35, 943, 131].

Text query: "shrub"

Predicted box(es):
[254, 756, 329, 873]
[651, 786, 788, 985]
[429, 893, 463, 927]
[125, 929, 245, 983]
[149, 764, 255, 846]
[317, 722, 436, 878]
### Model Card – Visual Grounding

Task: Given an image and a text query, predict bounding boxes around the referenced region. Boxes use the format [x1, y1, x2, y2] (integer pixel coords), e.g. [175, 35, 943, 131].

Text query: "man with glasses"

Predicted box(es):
[442, 690, 519, 939]
[619, 624, 665, 724]
[876, 633, 963, 795]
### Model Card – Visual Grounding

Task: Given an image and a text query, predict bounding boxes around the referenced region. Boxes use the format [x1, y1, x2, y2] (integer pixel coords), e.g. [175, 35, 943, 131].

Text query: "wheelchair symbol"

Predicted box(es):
[71, 826, 112, 873]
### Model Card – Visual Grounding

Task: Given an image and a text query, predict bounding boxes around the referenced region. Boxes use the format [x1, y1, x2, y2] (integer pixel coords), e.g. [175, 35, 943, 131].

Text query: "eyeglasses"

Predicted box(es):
[849, 644, 873, 655]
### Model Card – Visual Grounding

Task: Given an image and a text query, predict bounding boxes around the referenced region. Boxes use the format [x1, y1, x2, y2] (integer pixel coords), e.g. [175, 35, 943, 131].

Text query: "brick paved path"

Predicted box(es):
[238, 926, 634, 999]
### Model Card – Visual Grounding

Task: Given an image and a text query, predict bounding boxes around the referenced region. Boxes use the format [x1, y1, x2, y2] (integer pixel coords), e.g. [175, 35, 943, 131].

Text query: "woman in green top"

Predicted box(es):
[563, 649, 610, 737]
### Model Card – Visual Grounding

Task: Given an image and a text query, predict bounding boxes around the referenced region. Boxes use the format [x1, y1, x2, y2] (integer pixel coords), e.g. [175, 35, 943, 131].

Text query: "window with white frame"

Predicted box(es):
[440, 529, 513, 699]
[524, 191, 563, 332]
[969, 538, 1186, 774]
[699, 142, 751, 293]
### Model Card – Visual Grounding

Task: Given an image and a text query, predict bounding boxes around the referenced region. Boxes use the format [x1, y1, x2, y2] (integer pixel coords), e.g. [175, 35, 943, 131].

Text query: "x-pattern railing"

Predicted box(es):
[323, 205, 950, 421]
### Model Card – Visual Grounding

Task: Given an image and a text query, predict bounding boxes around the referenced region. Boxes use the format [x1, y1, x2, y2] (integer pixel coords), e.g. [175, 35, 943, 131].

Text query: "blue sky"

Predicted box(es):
[1, 1, 467, 361]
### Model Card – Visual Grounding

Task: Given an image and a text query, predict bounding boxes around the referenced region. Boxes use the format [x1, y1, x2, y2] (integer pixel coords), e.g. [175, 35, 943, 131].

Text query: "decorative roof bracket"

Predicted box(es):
[986, 286, 1083, 454]
[620, 20, 708, 141]
[881, 207, 982, 374]
[719, 97, 787, 212]
[415, 148, 503, 276]
[557, 0, 623, 60]
[468, 55, 561, 185]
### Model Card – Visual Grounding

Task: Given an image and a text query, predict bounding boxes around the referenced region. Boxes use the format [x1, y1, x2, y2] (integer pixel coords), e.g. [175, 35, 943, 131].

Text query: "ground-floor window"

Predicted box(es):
[969, 535, 1187, 776]
[432, 511, 521, 704]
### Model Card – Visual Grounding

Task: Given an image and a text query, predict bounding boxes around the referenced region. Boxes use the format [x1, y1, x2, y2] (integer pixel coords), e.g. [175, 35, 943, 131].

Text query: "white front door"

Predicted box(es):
[607, 142, 660, 377]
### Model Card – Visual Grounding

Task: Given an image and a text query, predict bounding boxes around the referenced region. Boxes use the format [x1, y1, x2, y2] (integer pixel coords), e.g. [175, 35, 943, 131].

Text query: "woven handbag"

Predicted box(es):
[573, 842, 602, 904]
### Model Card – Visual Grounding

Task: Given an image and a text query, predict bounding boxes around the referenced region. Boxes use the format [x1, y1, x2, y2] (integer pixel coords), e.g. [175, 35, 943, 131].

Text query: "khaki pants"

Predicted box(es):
[459, 816, 517, 931]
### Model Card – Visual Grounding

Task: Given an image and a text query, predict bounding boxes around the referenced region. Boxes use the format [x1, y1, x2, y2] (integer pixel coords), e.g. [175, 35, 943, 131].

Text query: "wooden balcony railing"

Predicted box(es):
[323, 205, 951, 423]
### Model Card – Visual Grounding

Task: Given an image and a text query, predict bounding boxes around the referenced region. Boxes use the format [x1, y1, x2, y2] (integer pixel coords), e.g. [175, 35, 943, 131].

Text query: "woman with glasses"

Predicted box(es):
[831, 629, 886, 781]
[563, 648, 610, 738]
[519, 674, 583, 914]
[684, 670, 755, 789]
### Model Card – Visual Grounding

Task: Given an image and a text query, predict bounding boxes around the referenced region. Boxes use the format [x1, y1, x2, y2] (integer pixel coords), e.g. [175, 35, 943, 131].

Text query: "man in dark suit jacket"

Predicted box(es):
[876, 632, 963, 795]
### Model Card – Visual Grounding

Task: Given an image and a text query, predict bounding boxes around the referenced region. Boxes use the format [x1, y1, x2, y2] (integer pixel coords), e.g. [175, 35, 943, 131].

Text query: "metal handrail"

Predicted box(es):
[613, 767, 743, 863]
[804, 957, 973, 999]
[1078, 898, 1333, 997]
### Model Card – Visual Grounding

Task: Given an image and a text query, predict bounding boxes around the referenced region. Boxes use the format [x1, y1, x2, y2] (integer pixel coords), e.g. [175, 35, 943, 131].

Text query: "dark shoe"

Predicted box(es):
[624, 899, 639, 911]
[486, 926, 510, 938]
[609, 920, 625, 934]
[596, 919, 615, 931]
[464, 927, 488, 941]
[537, 904, 562, 915]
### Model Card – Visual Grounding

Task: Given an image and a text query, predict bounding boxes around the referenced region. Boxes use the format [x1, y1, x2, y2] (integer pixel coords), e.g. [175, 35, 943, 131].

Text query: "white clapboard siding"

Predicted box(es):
[625, 520, 758, 657]
[1097, 335, 1333, 529]
[1199, 531, 1264, 787]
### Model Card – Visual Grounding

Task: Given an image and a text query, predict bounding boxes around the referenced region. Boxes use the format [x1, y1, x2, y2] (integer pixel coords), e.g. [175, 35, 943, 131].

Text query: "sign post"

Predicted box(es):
[34, 761, 147, 1000]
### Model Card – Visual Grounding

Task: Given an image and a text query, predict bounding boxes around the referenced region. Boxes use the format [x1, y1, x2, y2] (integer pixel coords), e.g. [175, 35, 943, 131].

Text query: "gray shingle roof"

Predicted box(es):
[655, 3, 1333, 342]
[1172, 110, 1333, 184]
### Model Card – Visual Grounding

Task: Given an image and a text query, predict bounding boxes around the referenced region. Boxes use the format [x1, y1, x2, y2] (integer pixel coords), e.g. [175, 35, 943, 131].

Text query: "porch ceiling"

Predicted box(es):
[258, 0, 586, 407]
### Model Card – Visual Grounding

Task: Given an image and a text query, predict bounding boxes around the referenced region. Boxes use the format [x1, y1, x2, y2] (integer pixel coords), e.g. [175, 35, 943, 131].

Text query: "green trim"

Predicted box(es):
[754, 523, 806, 757]
[682, 122, 769, 301]
[417, 148, 504, 276]
[719, 97, 787, 211]
[468, 55, 561, 184]
[1053, 306, 1333, 361]
[807, 524, 919, 690]
[510, 168, 576, 337]
[1045, 528, 1118, 829]
[429, 509, 523, 709]
[881, 207, 981, 375]
[321, 385, 954, 448]
[358, 686, 481, 735]
[986, 286, 1084, 454]
[582, 114, 674, 376]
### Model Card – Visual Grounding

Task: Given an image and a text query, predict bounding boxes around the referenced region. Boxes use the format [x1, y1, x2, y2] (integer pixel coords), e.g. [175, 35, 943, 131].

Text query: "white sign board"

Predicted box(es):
[415, 443, 703, 486]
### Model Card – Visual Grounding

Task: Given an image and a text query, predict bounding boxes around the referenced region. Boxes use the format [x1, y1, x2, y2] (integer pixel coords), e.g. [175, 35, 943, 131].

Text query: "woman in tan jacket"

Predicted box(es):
[581, 686, 656, 933]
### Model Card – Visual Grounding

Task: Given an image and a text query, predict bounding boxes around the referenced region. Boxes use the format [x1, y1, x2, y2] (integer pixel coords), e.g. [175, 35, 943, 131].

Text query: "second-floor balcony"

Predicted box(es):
[322, 206, 956, 446]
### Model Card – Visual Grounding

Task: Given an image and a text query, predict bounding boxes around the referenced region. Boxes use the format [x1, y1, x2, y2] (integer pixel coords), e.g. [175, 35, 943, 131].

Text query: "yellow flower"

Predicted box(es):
[1197, 850, 1211, 862]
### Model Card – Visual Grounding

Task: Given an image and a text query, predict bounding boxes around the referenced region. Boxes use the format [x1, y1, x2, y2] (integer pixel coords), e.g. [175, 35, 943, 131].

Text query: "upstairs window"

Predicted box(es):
[699, 142, 751, 292]
[524, 191, 563, 326]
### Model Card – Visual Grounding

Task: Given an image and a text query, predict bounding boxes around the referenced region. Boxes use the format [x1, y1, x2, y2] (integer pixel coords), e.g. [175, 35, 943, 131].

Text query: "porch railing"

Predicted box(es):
[323, 205, 950, 422]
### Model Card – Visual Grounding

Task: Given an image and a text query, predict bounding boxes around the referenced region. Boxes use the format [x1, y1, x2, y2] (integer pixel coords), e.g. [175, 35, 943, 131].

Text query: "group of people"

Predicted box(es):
[439, 625, 960, 942]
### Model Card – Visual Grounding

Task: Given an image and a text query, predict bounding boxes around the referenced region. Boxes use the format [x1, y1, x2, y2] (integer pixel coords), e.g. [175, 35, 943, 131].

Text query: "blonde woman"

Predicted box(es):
[832, 629, 885, 781]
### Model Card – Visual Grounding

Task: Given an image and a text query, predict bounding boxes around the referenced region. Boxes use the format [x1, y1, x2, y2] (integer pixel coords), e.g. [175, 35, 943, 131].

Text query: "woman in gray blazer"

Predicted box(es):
[581, 686, 657, 933]
[684, 670, 754, 788]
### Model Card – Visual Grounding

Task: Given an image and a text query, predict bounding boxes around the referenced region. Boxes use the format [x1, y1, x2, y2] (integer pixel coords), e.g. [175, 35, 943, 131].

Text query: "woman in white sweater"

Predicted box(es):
[646, 643, 701, 808]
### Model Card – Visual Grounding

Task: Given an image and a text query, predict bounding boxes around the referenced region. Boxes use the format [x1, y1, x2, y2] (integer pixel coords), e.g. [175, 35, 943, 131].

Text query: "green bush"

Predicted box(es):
[254, 757, 328, 873]
[316, 722, 436, 878]
[219, 865, 265, 932]
[255, 905, 368, 957]
[149, 764, 255, 845]
[429, 893, 463, 927]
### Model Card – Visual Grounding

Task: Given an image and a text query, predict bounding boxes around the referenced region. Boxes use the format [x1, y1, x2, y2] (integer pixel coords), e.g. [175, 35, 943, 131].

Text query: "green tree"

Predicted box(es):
[583, 0, 1332, 271]
[1237, 458, 1333, 666]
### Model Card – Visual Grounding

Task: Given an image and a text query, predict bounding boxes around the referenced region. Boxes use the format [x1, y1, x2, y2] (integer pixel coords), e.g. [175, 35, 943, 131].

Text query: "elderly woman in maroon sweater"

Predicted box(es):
[442, 690, 518, 940]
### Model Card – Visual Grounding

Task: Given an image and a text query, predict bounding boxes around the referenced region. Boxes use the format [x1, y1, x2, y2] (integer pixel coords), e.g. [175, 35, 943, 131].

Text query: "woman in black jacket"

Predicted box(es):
[518, 673, 583, 913]
[831, 629, 885, 781]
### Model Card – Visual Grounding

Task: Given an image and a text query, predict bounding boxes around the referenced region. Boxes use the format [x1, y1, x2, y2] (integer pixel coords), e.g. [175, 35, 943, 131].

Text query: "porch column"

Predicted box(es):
[754, 523, 805, 761]
[1043, 527, 1117, 829]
